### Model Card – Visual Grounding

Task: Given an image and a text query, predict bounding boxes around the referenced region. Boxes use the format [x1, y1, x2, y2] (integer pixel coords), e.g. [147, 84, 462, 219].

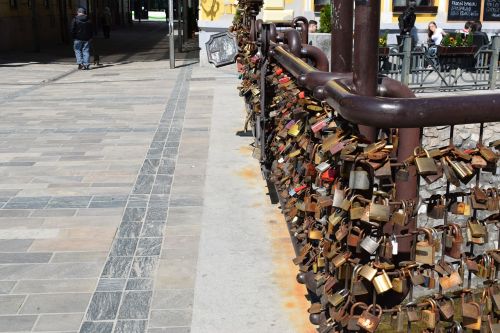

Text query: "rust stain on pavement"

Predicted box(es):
[267, 209, 316, 333]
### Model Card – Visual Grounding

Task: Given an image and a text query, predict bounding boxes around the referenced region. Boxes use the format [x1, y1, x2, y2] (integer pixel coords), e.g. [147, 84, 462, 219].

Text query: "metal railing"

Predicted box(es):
[380, 36, 500, 92]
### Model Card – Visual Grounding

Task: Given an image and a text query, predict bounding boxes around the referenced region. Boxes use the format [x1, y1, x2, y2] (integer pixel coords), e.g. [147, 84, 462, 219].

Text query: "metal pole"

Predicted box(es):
[353, 0, 380, 142]
[401, 36, 411, 86]
[331, 0, 353, 73]
[169, 0, 175, 68]
[489, 36, 499, 90]
[177, 0, 182, 52]
[32, 0, 40, 52]
[182, 0, 189, 39]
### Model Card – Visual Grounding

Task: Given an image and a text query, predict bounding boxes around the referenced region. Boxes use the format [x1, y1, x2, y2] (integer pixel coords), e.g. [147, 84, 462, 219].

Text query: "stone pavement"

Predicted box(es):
[0, 27, 312, 333]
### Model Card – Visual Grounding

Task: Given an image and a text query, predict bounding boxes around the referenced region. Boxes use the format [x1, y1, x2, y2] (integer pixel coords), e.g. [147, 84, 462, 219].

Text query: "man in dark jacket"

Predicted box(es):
[71, 8, 93, 70]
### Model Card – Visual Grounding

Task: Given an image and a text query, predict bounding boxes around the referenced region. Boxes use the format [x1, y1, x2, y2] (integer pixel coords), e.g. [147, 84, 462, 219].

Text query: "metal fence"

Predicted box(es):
[380, 36, 500, 92]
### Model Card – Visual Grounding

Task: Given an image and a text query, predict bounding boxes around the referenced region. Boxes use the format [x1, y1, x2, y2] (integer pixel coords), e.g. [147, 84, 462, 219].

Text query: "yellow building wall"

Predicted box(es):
[199, 0, 225, 21]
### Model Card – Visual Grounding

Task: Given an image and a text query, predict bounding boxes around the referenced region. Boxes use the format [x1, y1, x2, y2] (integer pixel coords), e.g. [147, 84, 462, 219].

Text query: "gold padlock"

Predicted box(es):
[415, 227, 435, 265]
[414, 146, 438, 176]
[359, 263, 377, 282]
[422, 299, 438, 329]
[373, 269, 392, 294]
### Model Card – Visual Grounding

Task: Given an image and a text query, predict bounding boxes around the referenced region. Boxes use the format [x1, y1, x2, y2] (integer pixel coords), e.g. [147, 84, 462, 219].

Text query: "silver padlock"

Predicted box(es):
[332, 188, 346, 208]
[360, 236, 381, 254]
[348, 160, 370, 190]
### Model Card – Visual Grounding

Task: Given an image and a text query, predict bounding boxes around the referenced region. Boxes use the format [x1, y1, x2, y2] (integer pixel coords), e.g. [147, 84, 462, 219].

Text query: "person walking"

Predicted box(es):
[102, 7, 112, 39]
[71, 8, 93, 70]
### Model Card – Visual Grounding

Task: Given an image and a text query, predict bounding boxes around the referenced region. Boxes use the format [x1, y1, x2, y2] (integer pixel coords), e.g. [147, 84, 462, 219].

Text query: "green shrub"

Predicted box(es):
[318, 4, 332, 33]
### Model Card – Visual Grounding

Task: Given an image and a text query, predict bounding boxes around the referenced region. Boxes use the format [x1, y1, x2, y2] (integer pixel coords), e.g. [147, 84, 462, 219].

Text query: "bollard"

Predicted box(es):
[401, 36, 412, 86]
[489, 36, 499, 90]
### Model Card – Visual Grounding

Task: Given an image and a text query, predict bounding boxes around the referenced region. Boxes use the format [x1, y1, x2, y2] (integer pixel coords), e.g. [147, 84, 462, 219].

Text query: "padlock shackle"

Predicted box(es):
[349, 301, 368, 316]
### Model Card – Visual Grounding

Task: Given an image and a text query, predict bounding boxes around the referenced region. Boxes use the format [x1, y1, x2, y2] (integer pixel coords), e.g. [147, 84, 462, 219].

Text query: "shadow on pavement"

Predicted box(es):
[0, 20, 199, 65]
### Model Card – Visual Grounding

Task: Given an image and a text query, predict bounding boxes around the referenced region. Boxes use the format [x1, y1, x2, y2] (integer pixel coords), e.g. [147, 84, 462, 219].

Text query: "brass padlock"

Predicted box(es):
[359, 263, 377, 282]
[357, 304, 383, 333]
[414, 146, 438, 176]
[347, 226, 365, 248]
[391, 201, 407, 225]
[415, 227, 435, 265]
[421, 299, 438, 329]
[373, 269, 392, 294]
[391, 271, 406, 293]
[439, 270, 462, 290]
[328, 288, 349, 307]
[406, 302, 420, 322]
[349, 195, 366, 220]
[462, 294, 482, 330]
[369, 195, 390, 222]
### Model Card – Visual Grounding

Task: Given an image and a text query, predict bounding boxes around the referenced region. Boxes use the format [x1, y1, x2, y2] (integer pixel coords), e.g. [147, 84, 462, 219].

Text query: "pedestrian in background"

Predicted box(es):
[102, 7, 112, 39]
[308, 20, 317, 34]
[398, 1, 418, 48]
[471, 21, 489, 48]
[71, 8, 93, 70]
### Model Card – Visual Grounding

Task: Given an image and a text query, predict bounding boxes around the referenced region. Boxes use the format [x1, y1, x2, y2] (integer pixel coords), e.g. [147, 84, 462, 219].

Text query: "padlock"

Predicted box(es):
[395, 162, 409, 181]
[391, 271, 407, 293]
[334, 221, 349, 242]
[392, 306, 405, 332]
[437, 296, 455, 321]
[332, 187, 347, 208]
[415, 227, 435, 265]
[462, 293, 482, 330]
[327, 288, 349, 307]
[468, 218, 487, 238]
[406, 302, 420, 322]
[347, 226, 364, 248]
[444, 223, 463, 259]
[359, 263, 377, 282]
[487, 188, 499, 211]
[332, 251, 350, 268]
[414, 146, 438, 176]
[357, 304, 383, 333]
[360, 236, 381, 254]
[349, 195, 366, 220]
[347, 302, 367, 331]
[373, 269, 392, 294]
[390, 201, 407, 225]
[379, 236, 393, 261]
[421, 299, 438, 329]
[439, 270, 462, 290]
[409, 268, 425, 286]
[471, 155, 487, 169]
[308, 229, 323, 240]
[350, 264, 369, 296]
[368, 195, 390, 222]
[478, 143, 498, 163]
[427, 195, 446, 219]
[441, 156, 461, 186]
[348, 159, 371, 190]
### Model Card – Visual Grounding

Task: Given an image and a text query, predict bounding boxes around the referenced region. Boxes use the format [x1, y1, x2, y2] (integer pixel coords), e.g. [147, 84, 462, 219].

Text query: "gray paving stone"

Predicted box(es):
[118, 222, 143, 238]
[141, 222, 166, 237]
[140, 159, 161, 174]
[33, 313, 84, 332]
[85, 291, 122, 320]
[122, 208, 146, 222]
[96, 278, 127, 291]
[0, 210, 31, 217]
[13, 279, 96, 293]
[151, 289, 194, 310]
[0, 252, 52, 264]
[129, 256, 159, 278]
[89, 200, 127, 208]
[145, 207, 168, 221]
[118, 290, 152, 319]
[101, 256, 133, 278]
[110, 238, 138, 257]
[3, 196, 50, 209]
[115, 320, 147, 333]
[0, 295, 26, 314]
[135, 238, 162, 256]
[0, 281, 16, 294]
[126, 278, 154, 291]
[51, 251, 108, 263]
[133, 175, 155, 194]
[31, 209, 77, 217]
[0, 262, 101, 279]
[47, 196, 92, 208]
[80, 321, 113, 333]
[20, 293, 91, 314]
[0, 315, 37, 332]
[149, 309, 192, 327]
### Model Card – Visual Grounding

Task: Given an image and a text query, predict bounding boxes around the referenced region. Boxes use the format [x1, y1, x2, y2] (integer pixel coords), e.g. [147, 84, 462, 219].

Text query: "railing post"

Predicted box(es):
[489, 36, 500, 90]
[401, 35, 412, 86]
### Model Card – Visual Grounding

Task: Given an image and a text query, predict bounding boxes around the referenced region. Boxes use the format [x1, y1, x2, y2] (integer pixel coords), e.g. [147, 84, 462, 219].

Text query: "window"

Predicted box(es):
[393, 0, 438, 13]
[9, 0, 17, 8]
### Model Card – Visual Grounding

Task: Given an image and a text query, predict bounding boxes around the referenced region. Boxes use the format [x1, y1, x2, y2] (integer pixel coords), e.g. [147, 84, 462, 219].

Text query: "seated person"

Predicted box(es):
[471, 21, 489, 48]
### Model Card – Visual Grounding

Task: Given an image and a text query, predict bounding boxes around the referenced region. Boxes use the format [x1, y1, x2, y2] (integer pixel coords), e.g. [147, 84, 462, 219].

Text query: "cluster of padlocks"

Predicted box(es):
[232, 8, 500, 332]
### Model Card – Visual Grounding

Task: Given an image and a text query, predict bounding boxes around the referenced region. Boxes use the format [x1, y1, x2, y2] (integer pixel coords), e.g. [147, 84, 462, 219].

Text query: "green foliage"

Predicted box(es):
[318, 4, 332, 33]
[379, 31, 388, 47]
[465, 33, 474, 46]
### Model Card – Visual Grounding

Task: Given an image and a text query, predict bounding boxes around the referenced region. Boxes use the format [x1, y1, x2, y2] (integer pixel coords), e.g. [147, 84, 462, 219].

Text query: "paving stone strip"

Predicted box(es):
[79, 65, 192, 333]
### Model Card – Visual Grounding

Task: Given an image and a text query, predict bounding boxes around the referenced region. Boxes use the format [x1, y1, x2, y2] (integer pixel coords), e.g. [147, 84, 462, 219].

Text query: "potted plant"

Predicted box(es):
[378, 31, 389, 56]
[438, 33, 476, 55]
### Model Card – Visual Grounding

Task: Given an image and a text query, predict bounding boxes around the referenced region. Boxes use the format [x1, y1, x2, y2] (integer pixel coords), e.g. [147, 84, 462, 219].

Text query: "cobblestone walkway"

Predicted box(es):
[0, 26, 312, 332]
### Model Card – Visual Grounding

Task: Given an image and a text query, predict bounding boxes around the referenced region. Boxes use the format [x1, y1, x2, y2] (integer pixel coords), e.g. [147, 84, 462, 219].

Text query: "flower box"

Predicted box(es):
[437, 46, 477, 56]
